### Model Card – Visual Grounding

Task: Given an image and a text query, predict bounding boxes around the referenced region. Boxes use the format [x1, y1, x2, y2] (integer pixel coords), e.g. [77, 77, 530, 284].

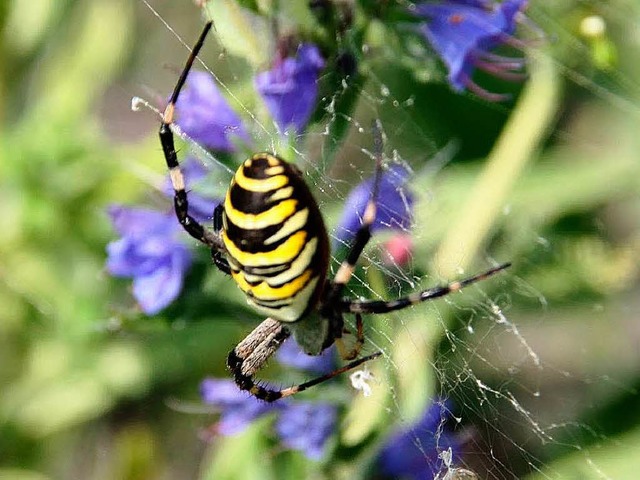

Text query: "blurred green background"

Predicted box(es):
[1, 0, 639, 479]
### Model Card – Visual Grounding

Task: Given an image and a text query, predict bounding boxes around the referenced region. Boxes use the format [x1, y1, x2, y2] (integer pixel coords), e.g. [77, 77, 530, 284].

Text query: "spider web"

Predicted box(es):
[130, 1, 640, 478]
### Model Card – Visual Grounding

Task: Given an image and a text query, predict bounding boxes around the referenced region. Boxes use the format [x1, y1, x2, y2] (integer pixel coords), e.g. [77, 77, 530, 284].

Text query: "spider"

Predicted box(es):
[158, 21, 510, 402]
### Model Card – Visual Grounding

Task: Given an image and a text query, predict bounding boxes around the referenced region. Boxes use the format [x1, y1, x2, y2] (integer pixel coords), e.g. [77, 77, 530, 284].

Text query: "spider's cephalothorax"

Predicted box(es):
[158, 21, 510, 402]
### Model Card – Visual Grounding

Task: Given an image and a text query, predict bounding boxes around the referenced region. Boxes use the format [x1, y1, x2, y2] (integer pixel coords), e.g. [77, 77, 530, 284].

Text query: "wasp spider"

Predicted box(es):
[158, 22, 509, 402]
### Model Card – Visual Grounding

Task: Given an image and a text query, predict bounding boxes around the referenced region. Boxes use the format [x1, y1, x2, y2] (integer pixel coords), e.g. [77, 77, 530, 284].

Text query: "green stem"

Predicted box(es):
[435, 51, 559, 276]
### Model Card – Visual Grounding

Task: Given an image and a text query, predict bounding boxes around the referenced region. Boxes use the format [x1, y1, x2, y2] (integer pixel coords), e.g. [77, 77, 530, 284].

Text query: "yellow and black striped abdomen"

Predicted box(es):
[221, 153, 329, 322]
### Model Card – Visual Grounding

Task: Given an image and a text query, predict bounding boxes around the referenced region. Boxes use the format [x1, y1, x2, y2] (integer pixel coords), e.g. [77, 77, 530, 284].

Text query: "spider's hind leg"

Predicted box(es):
[227, 318, 291, 402]
[227, 317, 382, 402]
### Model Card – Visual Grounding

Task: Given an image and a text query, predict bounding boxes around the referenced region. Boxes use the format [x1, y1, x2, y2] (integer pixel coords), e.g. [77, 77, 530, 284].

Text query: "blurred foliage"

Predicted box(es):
[1, 0, 639, 479]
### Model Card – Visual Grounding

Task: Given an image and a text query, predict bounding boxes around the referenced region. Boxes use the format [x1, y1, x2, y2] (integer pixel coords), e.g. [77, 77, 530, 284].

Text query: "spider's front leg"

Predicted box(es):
[158, 21, 224, 250]
[211, 204, 231, 275]
[321, 120, 385, 312]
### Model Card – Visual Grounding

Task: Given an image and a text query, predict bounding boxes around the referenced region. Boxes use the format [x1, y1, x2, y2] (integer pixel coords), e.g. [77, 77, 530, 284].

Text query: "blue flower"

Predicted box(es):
[335, 164, 414, 245]
[106, 206, 192, 314]
[201, 337, 340, 460]
[255, 43, 325, 134]
[174, 70, 249, 151]
[162, 157, 219, 223]
[413, 0, 528, 100]
[276, 402, 337, 460]
[276, 338, 337, 374]
[377, 400, 462, 479]
[200, 379, 277, 435]
[201, 378, 337, 460]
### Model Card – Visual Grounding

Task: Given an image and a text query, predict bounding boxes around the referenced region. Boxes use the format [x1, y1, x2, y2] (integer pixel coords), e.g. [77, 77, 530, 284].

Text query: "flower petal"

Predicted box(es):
[276, 339, 337, 374]
[377, 400, 461, 479]
[106, 237, 161, 277]
[131, 246, 191, 314]
[335, 164, 414, 244]
[106, 205, 192, 314]
[174, 71, 248, 152]
[276, 402, 336, 460]
[200, 379, 279, 435]
[255, 43, 325, 134]
[413, 0, 528, 96]
[108, 205, 175, 238]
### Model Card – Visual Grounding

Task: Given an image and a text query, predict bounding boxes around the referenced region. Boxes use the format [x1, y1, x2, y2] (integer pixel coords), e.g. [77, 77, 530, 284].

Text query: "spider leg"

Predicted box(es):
[227, 317, 381, 402]
[158, 21, 224, 251]
[323, 121, 385, 307]
[340, 263, 511, 314]
[211, 204, 231, 274]
[336, 313, 364, 361]
[276, 351, 381, 399]
[212, 251, 231, 275]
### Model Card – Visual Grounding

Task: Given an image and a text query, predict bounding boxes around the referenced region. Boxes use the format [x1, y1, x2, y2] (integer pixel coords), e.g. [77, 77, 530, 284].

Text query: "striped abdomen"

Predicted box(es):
[221, 153, 329, 322]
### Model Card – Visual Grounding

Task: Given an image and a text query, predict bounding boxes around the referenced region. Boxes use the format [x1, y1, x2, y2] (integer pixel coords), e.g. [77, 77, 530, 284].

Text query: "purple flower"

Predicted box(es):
[255, 43, 325, 134]
[335, 164, 414, 244]
[201, 338, 340, 460]
[106, 206, 192, 314]
[276, 402, 337, 460]
[276, 338, 337, 374]
[174, 70, 249, 151]
[413, 0, 528, 100]
[201, 378, 337, 460]
[162, 157, 219, 223]
[200, 379, 277, 435]
[377, 400, 462, 479]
